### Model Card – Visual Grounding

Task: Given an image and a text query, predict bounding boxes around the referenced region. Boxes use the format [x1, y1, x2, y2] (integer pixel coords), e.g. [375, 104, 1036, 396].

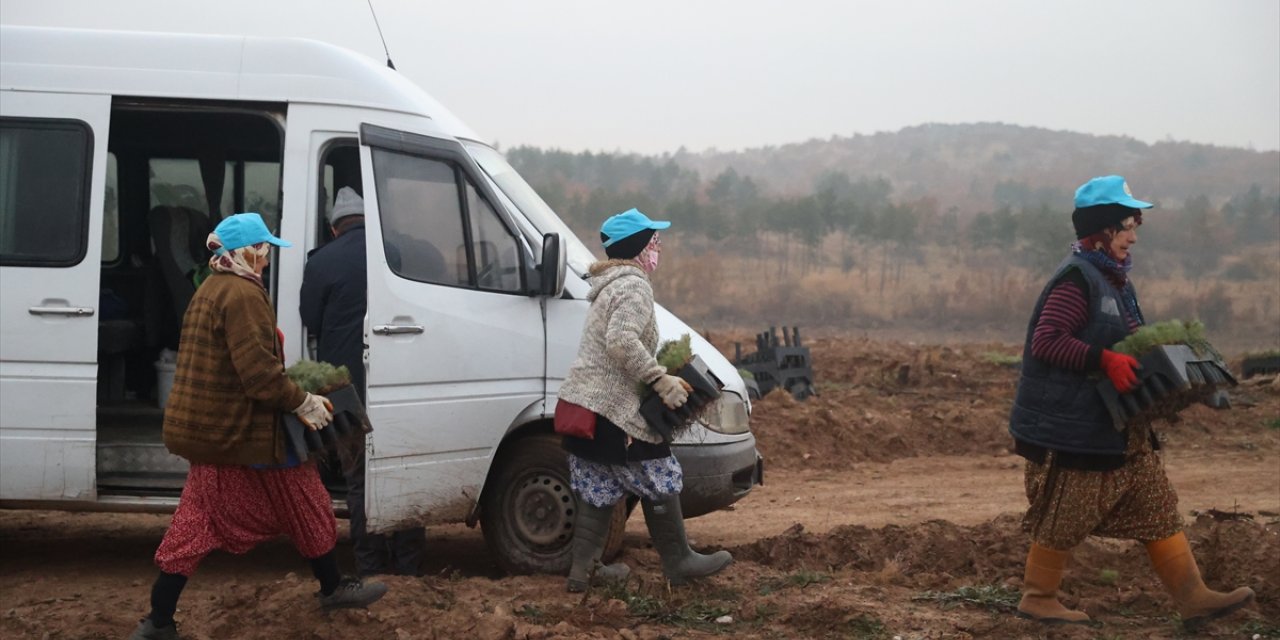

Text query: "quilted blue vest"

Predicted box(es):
[1008, 256, 1140, 455]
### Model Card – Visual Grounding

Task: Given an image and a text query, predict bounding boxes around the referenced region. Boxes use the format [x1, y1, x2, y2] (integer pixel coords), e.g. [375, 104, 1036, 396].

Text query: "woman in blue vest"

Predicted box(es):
[1008, 176, 1253, 628]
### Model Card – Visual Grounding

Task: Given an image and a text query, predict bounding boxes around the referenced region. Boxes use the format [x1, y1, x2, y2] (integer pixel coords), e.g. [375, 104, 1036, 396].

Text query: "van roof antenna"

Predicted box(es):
[366, 0, 396, 70]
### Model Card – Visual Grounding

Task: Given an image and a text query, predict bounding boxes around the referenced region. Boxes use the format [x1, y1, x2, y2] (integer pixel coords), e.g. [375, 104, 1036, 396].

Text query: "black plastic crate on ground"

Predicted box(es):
[640, 355, 723, 443]
[1097, 344, 1237, 429]
[1241, 355, 1280, 379]
[733, 326, 816, 400]
[282, 384, 372, 463]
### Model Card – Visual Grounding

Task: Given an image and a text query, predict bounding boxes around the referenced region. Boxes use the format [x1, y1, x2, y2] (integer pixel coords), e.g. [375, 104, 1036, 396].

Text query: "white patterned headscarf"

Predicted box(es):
[206, 231, 268, 287]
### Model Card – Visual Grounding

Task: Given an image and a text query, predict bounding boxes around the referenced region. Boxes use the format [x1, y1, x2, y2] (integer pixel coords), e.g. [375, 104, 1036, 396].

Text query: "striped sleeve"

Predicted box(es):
[1030, 273, 1102, 371]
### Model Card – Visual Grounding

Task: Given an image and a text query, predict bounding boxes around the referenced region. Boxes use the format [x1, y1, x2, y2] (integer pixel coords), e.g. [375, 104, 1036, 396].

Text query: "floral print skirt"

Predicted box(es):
[568, 453, 683, 508]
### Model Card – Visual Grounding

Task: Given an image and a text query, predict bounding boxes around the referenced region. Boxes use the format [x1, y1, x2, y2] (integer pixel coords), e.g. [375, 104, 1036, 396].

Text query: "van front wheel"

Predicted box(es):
[480, 434, 626, 574]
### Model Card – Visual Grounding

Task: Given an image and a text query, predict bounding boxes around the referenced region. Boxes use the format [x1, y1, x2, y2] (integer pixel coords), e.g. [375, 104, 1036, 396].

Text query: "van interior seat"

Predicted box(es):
[147, 205, 212, 331]
[96, 318, 141, 403]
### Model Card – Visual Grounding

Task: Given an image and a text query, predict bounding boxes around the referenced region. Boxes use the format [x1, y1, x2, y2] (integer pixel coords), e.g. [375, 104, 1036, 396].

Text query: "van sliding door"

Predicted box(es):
[0, 91, 110, 502]
[357, 123, 543, 532]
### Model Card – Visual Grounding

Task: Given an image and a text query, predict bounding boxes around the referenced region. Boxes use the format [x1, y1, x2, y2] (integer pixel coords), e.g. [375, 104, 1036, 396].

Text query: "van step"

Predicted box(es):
[97, 441, 189, 476]
[97, 473, 188, 493]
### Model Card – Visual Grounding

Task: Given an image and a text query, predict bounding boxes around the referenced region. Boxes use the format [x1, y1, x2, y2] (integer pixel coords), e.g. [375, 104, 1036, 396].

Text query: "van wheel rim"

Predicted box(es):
[512, 472, 573, 549]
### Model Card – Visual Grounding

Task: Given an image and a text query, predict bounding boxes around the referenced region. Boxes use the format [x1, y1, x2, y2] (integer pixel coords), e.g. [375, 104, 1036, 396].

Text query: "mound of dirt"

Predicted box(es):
[733, 336, 1023, 469]
[720, 334, 1280, 472]
[731, 515, 1280, 623]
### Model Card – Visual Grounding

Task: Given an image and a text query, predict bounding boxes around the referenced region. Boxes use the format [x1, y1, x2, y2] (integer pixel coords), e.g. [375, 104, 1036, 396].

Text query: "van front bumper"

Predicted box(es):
[672, 434, 763, 518]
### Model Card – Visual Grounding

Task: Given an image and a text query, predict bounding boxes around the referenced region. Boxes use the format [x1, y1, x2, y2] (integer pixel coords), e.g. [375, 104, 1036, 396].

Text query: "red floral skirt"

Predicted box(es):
[154, 462, 337, 576]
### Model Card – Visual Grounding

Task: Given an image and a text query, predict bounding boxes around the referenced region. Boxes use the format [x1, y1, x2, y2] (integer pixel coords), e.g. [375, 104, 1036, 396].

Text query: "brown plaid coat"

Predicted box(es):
[163, 273, 307, 465]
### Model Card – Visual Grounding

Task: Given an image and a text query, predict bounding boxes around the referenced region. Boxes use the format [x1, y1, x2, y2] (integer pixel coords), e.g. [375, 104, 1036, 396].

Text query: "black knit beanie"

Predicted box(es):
[602, 228, 656, 259]
[1072, 203, 1140, 239]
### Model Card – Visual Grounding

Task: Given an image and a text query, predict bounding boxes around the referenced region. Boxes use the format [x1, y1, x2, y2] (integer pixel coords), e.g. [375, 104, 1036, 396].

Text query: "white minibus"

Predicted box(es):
[0, 25, 761, 573]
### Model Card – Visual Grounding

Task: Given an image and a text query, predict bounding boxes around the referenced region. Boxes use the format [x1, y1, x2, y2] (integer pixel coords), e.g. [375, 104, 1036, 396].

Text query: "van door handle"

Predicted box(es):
[372, 324, 424, 335]
[29, 306, 96, 317]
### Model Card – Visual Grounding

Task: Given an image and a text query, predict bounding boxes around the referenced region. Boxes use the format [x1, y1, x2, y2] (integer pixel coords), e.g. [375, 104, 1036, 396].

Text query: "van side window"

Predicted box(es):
[148, 159, 282, 230]
[0, 118, 93, 266]
[149, 159, 214, 216]
[318, 141, 361, 244]
[370, 149, 465, 286]
[465, 182, 522, 292]
[243, 161, 281, 230]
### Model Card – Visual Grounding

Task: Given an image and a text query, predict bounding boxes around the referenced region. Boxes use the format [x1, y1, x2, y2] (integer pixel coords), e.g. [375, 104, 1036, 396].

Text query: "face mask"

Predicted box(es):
[636, 246, 660, 274]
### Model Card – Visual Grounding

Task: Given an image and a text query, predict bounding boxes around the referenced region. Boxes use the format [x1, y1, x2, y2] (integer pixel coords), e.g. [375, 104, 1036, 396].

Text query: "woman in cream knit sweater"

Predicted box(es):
[556, 208, 732, 593]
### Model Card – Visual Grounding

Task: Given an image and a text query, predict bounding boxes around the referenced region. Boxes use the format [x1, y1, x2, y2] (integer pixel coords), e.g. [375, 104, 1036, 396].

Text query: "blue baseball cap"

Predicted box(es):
[1074, 175, 1153, 210]
[212, 213, 292, 253]
[600, 208, 671, 247]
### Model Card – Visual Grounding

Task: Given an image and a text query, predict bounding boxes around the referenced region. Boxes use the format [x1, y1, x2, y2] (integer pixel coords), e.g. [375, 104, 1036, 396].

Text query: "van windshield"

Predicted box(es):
[465, 143, 597, 274]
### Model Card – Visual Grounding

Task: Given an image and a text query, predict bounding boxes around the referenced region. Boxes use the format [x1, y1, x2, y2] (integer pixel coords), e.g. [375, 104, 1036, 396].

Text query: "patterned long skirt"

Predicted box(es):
[154, 462, 337, 576]
[1022, 425, 1182, 550]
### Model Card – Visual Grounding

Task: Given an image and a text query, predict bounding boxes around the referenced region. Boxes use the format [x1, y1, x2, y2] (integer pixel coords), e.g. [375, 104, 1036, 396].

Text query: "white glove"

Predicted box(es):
[292, 393, 334, 431]
[652, 374, 689, 410]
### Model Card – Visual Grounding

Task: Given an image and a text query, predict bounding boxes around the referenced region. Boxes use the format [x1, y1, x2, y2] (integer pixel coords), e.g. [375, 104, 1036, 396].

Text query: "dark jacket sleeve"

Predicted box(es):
[299, 259, 327, 335]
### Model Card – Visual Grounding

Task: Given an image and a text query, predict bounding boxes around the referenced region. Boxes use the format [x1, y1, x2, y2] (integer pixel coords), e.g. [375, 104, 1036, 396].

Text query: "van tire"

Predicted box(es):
[480, 434, 627, 574]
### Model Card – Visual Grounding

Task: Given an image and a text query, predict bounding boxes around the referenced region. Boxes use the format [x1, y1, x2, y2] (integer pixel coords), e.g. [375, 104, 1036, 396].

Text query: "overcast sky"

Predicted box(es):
[3, 0, 1277, 154]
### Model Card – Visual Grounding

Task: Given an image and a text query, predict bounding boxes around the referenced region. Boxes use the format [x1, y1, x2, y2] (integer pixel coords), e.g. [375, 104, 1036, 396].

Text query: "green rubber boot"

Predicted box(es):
[642, 496, 732, 585]
[567, 501, 630, 592]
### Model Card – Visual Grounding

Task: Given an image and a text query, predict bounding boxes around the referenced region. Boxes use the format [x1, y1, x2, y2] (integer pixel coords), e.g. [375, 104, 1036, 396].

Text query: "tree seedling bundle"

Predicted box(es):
[285, 360, 352, 395]
[640, 334, 724, 442]
[1110, 319, 1217, 360]
[283, 360, 369, 467]
[1097, 320, 1236, 428]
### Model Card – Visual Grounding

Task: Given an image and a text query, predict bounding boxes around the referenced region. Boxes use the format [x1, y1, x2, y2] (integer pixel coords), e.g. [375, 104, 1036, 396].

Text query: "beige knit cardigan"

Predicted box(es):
[557, 260, 667, 443]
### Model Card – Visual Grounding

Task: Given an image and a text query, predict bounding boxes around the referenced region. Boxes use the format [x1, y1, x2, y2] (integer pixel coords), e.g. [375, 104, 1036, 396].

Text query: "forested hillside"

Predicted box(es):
[506, 123, 1280, 345]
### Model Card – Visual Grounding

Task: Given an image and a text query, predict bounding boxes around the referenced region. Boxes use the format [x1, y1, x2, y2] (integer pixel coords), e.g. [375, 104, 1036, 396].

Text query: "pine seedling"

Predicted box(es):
[286, 360, 352, 394]
[1111, 319, 1218, 359]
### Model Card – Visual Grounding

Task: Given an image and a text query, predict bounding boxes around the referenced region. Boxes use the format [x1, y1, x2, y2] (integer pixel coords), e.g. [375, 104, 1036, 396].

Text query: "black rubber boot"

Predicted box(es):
[641, 496, 732, 585]
[567, 501, 630, 592]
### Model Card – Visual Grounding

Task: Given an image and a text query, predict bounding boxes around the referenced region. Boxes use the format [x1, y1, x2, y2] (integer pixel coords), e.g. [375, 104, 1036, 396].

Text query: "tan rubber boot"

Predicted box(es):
[1016, 544, 1092, 625]
[1146, 532, 1255, 630]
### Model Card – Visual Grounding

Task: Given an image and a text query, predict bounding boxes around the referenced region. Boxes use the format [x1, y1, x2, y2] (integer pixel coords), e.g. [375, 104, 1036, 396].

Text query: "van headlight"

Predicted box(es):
[703, 391, 750, 435]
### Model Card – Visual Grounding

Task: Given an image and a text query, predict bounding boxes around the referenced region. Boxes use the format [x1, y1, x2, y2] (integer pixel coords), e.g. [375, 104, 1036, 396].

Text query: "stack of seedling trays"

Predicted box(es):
[1096, 320, 1237, 429]
[639, 335, 724, 443]
[283, 361, 372, 463]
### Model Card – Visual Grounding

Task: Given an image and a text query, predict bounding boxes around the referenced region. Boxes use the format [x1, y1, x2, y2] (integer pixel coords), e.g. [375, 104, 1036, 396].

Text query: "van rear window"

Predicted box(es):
[0, 118, 92, 267]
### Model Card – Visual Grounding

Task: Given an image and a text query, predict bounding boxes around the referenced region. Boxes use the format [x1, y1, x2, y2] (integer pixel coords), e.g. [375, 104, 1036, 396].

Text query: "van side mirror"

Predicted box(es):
[535, 232, 566, 297]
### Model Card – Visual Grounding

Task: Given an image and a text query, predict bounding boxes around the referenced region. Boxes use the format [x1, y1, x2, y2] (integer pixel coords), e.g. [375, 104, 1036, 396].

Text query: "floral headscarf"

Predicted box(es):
[206, 231, 268, 287]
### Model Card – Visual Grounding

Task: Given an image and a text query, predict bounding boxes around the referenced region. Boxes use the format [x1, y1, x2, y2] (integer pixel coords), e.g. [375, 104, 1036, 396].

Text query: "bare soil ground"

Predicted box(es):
[3, 337, 1278, 639]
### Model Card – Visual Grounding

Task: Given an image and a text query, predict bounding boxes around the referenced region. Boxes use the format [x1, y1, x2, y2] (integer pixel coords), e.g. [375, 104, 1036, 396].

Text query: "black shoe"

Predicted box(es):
[128, 617, 180, 640]
[316, 577, 389, 610]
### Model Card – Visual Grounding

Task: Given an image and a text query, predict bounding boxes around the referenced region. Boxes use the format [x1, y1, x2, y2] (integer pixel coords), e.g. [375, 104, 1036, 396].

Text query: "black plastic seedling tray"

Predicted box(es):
[1241, 354, 1280, 379]
[1097, 344, 1237, 430]
[640, 355, 724, 443]
[282, 384, 372, 462]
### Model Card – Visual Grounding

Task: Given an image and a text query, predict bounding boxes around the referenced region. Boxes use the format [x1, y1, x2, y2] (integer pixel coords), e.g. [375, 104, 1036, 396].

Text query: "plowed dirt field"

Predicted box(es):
[3, 336, 1277, 639]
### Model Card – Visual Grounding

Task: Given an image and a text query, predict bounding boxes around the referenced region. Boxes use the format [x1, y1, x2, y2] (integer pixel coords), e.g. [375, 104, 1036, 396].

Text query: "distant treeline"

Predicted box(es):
[504, 126, 1278, 342]
[507, 130, 1280, 283]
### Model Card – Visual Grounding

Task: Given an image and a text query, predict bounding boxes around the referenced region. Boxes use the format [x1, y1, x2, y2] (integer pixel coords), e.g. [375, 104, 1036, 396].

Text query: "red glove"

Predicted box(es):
[1100, 349, 1141, 393]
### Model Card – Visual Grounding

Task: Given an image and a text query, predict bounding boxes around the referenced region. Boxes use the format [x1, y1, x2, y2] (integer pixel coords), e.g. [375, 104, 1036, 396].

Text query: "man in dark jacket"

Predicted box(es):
[300, 186, 427, 576]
